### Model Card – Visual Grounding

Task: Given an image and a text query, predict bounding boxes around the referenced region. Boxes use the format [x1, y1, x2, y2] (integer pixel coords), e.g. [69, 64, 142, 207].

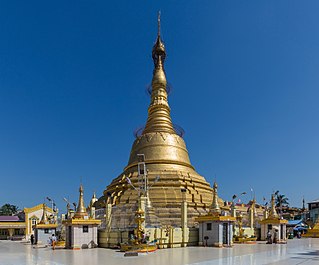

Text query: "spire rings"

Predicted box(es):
[133, 124, 184, 138]
[146, 83, 172, 96]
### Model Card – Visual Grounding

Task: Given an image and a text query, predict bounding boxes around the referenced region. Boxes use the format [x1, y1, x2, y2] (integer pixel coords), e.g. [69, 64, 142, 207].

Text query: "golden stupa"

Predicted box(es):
[103, 14, 214, 228]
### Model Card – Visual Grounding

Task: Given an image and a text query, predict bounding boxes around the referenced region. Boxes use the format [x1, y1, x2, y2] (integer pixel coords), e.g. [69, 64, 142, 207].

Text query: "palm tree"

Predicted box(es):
[274, 191, 289, 217]
[275, 193, 289, 208]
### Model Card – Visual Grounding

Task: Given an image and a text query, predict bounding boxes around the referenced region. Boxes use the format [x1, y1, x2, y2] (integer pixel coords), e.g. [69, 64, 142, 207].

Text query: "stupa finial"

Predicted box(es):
[157, 11, 161, 37]
[39, 203, 48, 224]
[74, 183, 88, 219]
[210, 181, 221, 216]
[269, 193, 278, 218]
[152, 12, 166, 68]
[143, 13, 175, 135]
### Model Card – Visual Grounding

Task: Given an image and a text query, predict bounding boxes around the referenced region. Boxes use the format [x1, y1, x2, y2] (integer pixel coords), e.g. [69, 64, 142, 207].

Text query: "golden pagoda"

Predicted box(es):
[103, 13, 214, 228]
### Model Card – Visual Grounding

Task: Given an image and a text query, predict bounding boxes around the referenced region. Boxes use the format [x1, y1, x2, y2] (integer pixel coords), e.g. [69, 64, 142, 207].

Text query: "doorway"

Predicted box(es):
[223, 223, 228, 245]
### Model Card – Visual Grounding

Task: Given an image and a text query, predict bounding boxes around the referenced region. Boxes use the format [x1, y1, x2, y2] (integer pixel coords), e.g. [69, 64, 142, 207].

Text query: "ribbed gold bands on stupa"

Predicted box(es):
[142, 12, 175, 135]
[103, 13, 215, 228]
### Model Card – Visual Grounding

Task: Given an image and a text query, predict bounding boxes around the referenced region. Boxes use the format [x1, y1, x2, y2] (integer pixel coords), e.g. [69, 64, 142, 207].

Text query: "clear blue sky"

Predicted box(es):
[1, 1, 318, 212]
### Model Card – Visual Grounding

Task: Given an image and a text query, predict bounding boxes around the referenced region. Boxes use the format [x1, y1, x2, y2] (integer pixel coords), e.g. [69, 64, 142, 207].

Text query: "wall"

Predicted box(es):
[66, 225, 98, 249]
[309, 208, 319, 223]
[98, 227, 199, 248]
[35, 228, 56, 245]
[199, 221, 233, 247]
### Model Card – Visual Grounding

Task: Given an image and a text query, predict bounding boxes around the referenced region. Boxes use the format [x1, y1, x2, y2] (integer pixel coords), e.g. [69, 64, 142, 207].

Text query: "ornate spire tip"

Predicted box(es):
[157, 11, 161, 37]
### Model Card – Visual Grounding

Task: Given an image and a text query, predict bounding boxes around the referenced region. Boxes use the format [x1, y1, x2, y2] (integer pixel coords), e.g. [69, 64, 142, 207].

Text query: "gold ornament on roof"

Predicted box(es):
[39, 203, 48, 224]
[74, 184, 88, 219]
[269, 193, 279, 218]
[210, 182, 221, 216]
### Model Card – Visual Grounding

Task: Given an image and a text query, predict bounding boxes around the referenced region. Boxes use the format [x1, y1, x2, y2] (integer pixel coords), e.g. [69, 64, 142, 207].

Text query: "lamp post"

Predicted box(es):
[126, 154, 160, 232]
[46, 197, 56, 223]
[63, 197, 71, 220]
[231, 192, 246, 237]
[231, 192, 246, 218]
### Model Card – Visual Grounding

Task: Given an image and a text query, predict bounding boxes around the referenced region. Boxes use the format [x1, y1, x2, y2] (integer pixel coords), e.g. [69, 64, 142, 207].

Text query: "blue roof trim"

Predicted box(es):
[288, 220, 303, 225]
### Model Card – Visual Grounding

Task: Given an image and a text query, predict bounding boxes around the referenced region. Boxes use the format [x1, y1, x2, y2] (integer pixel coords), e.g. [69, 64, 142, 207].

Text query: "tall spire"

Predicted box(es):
[269, 193, 278, 218]
[74, 184, 88, 219]
[210, 182, 221, 216]
[90, 192, 98, 207]
[39, 203, 48, 224]
[157, 11, 161, 38]
[142, 12, 175, 135]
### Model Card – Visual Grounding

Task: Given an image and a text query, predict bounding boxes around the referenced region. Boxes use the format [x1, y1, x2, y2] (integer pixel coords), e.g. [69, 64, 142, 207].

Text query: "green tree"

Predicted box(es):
[275, 192, 289, 208]
[0, 204, 20, 215]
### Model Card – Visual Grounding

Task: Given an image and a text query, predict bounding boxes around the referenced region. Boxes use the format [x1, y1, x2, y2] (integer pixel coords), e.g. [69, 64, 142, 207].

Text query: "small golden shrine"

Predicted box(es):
[64, 184, 101, 249]
[196, 182, 236, 247]
[259, 193, 288, 242]
[120, 202, 157, 253]
[34, 203, 58, 245]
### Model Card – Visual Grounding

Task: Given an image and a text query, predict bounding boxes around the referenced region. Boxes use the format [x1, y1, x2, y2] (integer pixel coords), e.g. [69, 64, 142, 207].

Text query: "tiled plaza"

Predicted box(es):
[1, 238, 319, 265]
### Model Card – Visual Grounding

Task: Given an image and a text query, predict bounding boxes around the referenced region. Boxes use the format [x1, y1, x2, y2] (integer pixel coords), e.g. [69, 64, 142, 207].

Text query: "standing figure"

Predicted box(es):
[30, 234, 34, 245]
[273, 229, 278, 244]
[266, 230, 272, 244]
[51, 234, 57, 250]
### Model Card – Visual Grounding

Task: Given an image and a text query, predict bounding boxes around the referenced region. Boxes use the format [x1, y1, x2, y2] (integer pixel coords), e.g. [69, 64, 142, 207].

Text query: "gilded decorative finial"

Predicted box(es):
[152, 12, 166, 68]
[210, 181, 221, 216]
[142, 13, 175, 135]
[40, 203, 48, 224]
[90, 191, 98, 207]
[157, 11, 161, 37]
[74, 183, 88, 219]
[269, 193, 278, 218]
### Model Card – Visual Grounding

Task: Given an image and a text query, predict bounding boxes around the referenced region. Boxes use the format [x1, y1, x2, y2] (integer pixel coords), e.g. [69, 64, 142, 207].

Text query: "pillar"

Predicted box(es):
[231, 203, 236, 218]
[181, 195, 188, 247]
[264, 207, 269, 220]
[105, 203, 112, 232]
[249, 207, 254, 228]
[139, 196, 147, 231]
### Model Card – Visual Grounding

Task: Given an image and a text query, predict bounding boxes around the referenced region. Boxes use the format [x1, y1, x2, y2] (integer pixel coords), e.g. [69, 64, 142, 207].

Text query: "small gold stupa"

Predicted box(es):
[73, 184, 88, 219]
[103, 14, 214, 228]
[64, 184, 101, 249]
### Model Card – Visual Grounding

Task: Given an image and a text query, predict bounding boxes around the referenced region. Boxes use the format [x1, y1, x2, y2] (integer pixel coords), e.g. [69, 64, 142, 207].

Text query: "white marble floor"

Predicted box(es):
[1, 238, 319, 265]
